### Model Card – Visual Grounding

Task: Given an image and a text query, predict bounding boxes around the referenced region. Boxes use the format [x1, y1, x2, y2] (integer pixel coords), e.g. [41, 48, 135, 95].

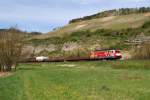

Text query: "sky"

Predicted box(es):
[0, 0, 149, 33]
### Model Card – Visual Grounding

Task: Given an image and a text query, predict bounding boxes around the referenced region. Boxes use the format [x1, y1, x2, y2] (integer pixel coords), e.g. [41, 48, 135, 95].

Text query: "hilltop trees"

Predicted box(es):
[0, 29, 24, 72]
[69, 7, 150, 23]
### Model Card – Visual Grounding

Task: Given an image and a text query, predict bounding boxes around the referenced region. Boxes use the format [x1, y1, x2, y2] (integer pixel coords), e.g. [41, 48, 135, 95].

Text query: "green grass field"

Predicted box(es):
[0, 60, 150, 100]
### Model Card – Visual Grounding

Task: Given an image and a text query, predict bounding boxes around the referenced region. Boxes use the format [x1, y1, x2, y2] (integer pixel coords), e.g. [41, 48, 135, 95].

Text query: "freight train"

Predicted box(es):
[26, 49, 122, 62]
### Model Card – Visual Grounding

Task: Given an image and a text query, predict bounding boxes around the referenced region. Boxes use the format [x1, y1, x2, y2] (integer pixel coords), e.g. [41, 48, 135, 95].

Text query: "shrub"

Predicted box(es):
[142, 20, 150, 28]
[132, 42, 150, 59]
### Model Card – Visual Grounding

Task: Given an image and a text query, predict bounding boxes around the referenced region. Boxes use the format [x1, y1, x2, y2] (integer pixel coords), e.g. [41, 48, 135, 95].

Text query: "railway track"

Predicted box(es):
[22, 56, 119, 63]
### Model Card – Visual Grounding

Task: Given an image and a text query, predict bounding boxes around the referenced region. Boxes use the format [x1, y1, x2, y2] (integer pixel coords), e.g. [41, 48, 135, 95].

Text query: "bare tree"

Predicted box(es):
[0, 29, 23, 72]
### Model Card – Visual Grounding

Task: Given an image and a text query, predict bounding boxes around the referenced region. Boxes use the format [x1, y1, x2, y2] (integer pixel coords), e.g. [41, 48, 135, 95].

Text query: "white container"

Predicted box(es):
[36, 56, 49, 61]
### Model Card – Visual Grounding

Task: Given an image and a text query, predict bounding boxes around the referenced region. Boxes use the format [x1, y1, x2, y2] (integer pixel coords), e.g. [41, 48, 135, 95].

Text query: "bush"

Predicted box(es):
[142, 20, 150, 28]
[132, 42, 150, 59]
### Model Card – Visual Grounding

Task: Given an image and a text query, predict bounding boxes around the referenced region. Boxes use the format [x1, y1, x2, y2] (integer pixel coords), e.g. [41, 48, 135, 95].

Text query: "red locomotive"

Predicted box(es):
[90, 49, 122, 60]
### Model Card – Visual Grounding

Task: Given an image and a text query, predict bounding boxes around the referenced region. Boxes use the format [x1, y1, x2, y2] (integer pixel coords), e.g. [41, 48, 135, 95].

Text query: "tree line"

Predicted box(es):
[69, 7, 150, 23]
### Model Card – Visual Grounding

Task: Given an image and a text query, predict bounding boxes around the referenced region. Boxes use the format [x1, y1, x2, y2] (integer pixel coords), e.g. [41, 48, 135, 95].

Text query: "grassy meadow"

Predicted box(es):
[0, 60, 150, 100]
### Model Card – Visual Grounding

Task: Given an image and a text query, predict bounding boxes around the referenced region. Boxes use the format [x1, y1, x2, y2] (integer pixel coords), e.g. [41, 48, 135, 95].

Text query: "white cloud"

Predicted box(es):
[115, 0, 146, 3]
[71, 0, 103, 5]
[74, 0, 146, 5]
[80, 0, 102, 5]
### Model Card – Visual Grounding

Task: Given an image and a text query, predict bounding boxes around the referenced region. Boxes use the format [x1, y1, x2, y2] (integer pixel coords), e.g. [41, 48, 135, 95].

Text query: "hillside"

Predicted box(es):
[69, 7, 150, 23]
[33, 12, 150, 39]
[28, 8, 150, 57]
[27, 20, 150, 58]
[0, 28, 42, 38]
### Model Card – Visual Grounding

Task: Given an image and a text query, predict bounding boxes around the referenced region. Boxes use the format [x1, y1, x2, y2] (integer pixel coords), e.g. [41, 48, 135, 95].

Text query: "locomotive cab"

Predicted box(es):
[90, 49, 122, 60]
[108, 50, 122, 59]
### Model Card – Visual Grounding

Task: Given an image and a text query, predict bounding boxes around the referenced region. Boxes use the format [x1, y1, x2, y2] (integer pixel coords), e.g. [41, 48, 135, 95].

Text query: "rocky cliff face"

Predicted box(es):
[23, 44, 56, 56]
[23, 42, 82, 56]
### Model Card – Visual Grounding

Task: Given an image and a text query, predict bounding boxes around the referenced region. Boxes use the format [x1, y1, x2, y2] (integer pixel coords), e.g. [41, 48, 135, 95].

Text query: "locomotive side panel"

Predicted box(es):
[90, 50, 122, 60]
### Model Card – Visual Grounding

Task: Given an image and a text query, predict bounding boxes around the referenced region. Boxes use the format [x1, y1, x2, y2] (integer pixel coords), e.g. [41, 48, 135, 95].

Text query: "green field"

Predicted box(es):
[0, 60, 150, 100]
